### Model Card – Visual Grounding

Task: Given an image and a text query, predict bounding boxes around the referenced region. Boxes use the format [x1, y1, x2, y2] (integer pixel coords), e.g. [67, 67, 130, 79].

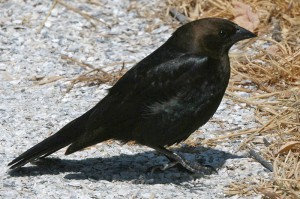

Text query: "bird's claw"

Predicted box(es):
[188, 162, 217, 175]
[147, 161, 179, 174]
[147, 160, 217, 175]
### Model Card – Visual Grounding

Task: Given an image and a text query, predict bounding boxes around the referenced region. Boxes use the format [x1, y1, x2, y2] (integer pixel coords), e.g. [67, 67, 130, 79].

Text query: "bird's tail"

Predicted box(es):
[8, 111, 90, 169]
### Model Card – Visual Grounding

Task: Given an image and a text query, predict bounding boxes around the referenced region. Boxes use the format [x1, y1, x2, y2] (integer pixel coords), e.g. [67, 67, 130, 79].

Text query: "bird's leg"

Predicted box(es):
[149, 146, 216, 174]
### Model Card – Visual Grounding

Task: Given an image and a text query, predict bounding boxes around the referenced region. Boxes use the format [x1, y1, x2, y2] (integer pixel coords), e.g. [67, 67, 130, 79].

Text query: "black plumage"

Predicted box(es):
[8, 18, 256, 172]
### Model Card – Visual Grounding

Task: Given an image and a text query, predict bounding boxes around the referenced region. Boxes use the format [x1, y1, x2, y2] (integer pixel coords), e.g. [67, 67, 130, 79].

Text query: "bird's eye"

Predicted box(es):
[219, 30, 228, 38]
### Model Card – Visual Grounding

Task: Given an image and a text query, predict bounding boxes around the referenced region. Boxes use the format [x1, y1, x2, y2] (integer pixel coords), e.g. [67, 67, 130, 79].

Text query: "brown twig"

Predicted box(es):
[36, 0, 58, 33]
[56, 0, 111, 28]
[169, 8, 190, 24]
[61, 54, 95, 70]
[249, 149, 273, 172]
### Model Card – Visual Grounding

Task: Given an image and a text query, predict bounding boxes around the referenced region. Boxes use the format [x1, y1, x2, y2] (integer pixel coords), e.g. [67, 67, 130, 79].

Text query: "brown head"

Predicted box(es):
[167, 18, 256, 58]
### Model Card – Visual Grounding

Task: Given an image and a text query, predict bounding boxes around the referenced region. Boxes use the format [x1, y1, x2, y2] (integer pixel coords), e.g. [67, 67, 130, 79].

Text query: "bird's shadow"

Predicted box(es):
[8, 146, 244, 184]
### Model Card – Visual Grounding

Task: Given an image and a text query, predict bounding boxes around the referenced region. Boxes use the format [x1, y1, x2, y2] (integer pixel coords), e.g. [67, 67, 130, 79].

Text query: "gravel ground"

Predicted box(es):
[1, 0, 271, 198]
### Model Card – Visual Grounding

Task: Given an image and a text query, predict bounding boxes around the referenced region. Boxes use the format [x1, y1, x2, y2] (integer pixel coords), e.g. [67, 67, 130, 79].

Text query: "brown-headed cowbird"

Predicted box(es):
[8, 18, 256, 172]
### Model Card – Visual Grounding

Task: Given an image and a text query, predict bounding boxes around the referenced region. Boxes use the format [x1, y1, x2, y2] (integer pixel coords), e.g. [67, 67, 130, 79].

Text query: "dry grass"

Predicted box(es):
[168, 0, 300, 197]
[60, 54, 131, 92]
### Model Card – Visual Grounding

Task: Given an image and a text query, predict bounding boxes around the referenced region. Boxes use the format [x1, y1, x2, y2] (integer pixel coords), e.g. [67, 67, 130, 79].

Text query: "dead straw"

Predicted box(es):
[169, 0, 300, 197]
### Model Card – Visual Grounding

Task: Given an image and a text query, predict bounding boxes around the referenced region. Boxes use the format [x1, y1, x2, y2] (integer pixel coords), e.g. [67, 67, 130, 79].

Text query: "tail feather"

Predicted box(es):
[65, 131, 108, 155]
[8, 112, 91, 169]
[8, 134, 72, 169]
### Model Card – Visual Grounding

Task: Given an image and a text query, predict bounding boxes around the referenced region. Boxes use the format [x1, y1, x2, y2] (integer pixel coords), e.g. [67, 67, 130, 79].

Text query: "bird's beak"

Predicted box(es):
[233, 25, 257, 42]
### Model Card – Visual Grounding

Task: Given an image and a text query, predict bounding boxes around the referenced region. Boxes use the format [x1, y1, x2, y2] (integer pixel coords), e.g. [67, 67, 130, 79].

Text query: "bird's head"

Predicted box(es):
[168, 18, 257, 58]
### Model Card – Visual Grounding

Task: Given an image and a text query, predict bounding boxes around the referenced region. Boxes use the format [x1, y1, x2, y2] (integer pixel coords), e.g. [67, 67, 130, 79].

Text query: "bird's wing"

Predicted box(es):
[85, 54, 209, 131]
[63, 54, 210, 154]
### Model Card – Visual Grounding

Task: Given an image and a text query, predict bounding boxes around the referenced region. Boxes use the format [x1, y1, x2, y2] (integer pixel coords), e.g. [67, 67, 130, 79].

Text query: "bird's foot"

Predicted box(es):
[187, 162, 217, 175]
[148, 160, 216, 175]
[147, 161, 179, 174]
[149, 145, 217, 175]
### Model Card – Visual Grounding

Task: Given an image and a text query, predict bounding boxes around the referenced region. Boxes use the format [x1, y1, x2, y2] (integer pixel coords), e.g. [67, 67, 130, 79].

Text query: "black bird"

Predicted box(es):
[8, 18, 256, 172]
